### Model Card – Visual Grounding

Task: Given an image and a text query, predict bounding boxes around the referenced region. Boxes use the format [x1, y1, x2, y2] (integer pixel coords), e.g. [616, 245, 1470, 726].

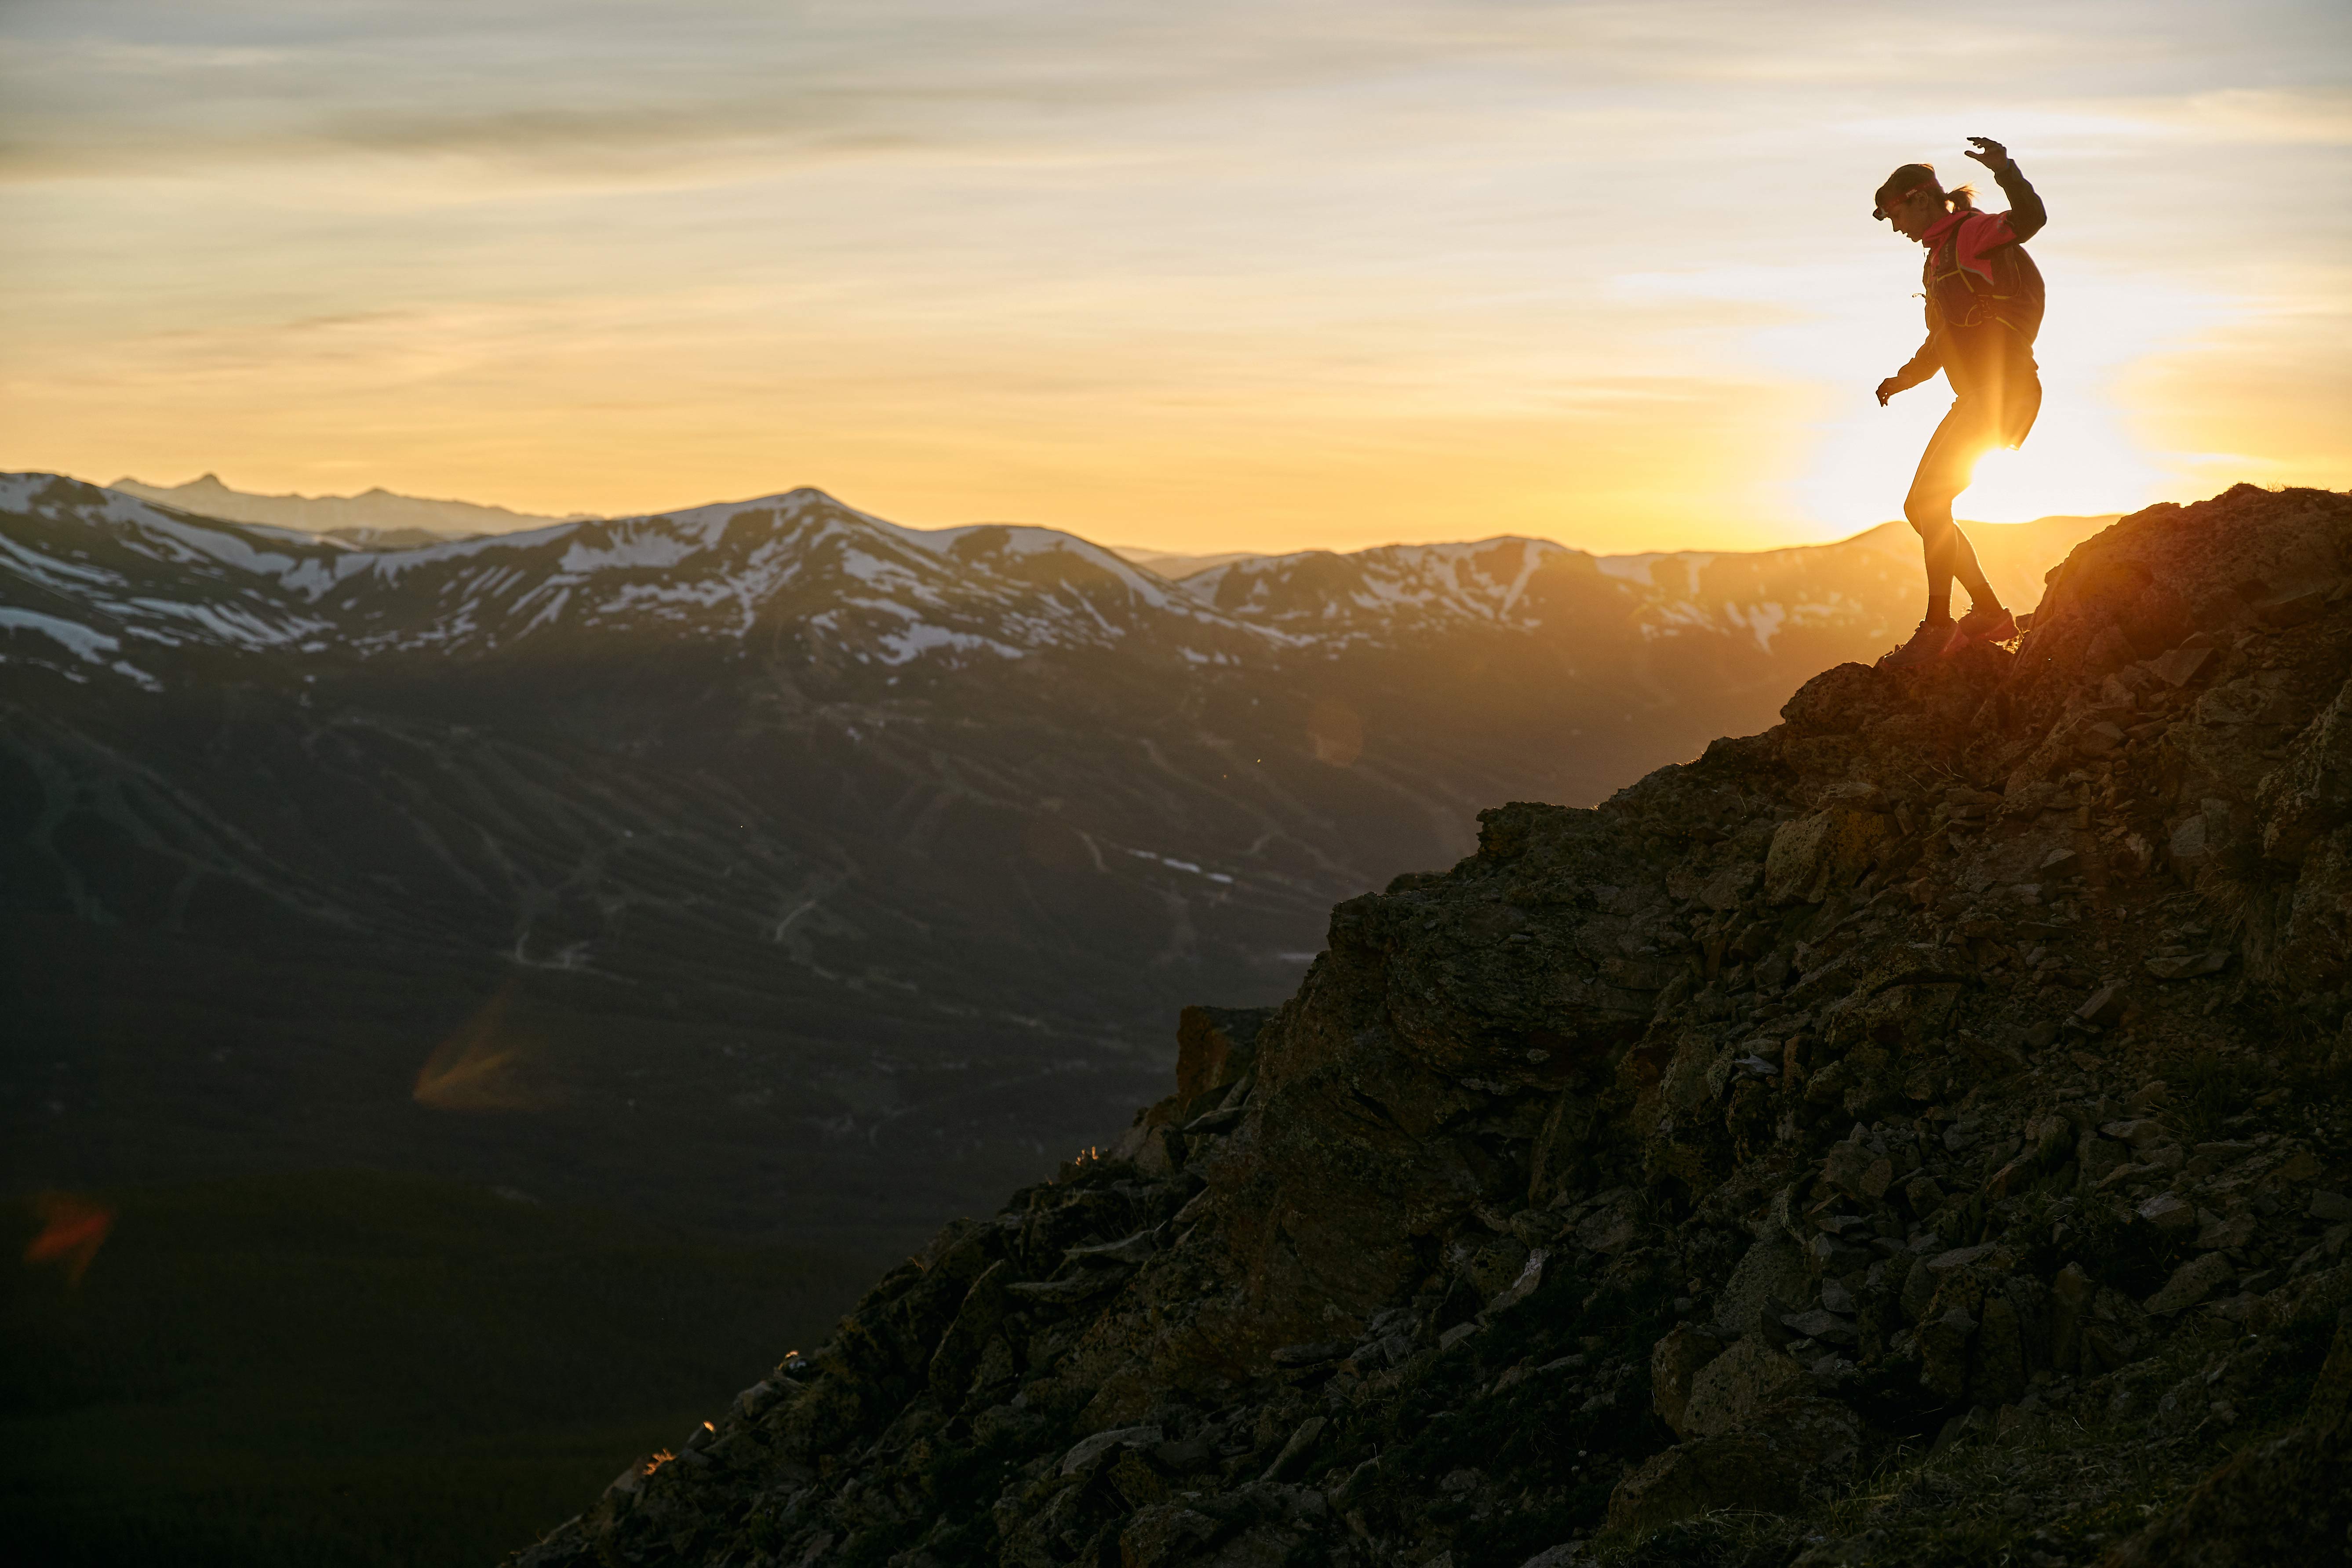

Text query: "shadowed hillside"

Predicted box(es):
[3, 1172, 863, 1568]
[513, 484, 2352, 1568]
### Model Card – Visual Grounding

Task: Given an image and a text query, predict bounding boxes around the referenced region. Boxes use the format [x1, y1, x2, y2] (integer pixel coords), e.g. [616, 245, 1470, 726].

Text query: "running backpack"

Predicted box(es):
[1925, 214, 2046, 346]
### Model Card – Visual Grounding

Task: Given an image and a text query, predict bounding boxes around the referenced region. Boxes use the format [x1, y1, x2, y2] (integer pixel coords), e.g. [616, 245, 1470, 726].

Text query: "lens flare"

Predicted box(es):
[1307, 700, 1364, 767]
[24, 1191, 114, 1285]
[414, 984, 548, 1111]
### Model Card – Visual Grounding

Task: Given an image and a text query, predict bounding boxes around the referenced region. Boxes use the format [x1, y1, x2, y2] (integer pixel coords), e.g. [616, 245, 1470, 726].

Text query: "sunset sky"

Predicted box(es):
[3, 0, 2346, 554]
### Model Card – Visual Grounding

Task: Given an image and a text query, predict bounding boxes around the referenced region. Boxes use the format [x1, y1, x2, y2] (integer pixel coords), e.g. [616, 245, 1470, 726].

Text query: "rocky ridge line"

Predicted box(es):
[513, 484, 2352, 1568]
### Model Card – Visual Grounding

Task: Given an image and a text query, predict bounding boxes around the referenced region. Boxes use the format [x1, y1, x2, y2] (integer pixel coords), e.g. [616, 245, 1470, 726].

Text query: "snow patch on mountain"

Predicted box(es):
[125, 596, 331, 647]
[0, 534, 126, 589]
[1725, 599, 1788, 651]
[1596, 552, 1714, 594]
[874, 622, 1025, 665]
[560, 528, 712, 574]
[881, 520, 1195, 614]
[0, 606, 162, 690]
[0, 606, 120, 663]
[1178, 537, 1584, 633]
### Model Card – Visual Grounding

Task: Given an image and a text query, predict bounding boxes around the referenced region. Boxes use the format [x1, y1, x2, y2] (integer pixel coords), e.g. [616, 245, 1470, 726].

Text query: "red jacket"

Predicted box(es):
[1886, 161, 2048, 446]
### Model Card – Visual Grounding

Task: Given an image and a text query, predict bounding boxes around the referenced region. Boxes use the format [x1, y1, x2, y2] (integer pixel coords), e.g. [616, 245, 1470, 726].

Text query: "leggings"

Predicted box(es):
[1903, 398, 1999, 615]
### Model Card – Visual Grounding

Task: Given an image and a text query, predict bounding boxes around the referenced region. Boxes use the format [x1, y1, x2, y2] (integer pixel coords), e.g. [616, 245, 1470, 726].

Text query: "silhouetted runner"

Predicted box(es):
[1871, 135, 2046, 666]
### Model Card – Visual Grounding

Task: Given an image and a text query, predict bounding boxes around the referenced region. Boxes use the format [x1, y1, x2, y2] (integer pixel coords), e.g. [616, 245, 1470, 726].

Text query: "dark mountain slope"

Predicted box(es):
[513, 484, 2352, 1568]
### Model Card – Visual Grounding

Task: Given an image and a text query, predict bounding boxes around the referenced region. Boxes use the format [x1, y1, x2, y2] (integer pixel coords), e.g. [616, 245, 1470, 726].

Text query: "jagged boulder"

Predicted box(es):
[1650, 1323, 1727, 1437]
[2257, 678, 2352, 863]
[1175, 1005, 1272, 1105]
[1715, 1235, 1812, 1339]
[1681, 1334, 1809, 1437]
[1605, 1396, 1860, 1535]
[1766, 805, 1893, 904]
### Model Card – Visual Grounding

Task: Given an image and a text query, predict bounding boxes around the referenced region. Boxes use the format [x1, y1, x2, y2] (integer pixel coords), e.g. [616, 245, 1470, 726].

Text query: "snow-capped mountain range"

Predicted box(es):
[0, 472, 2108, 1246]
[0, 473, 2100, 687]
[0, 476, 1252, 676]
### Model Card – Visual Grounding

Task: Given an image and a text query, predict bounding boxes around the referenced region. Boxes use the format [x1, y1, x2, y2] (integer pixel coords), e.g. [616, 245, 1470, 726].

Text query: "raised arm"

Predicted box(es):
[1968, 135, 2045, 243]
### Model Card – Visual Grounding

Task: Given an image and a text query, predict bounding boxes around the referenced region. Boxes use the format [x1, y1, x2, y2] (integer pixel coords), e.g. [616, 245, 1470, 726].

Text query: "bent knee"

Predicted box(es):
[1903, 496, 1953, 535]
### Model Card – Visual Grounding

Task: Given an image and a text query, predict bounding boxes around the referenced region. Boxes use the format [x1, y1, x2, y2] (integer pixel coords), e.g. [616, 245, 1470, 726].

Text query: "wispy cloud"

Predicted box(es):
[13, 1, 2343, 183]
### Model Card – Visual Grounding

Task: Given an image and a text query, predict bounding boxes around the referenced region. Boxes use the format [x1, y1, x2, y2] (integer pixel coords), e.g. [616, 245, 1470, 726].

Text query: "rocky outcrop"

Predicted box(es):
[511, 485, 2352, 1568]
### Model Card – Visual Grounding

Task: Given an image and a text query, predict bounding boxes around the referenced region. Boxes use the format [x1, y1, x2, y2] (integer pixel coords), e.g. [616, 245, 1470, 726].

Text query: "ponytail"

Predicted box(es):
[1872, 162, 1980, 221]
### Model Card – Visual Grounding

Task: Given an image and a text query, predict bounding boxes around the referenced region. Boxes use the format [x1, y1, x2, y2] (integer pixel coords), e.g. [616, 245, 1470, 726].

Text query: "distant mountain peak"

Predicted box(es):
[106, 473, 599, 537]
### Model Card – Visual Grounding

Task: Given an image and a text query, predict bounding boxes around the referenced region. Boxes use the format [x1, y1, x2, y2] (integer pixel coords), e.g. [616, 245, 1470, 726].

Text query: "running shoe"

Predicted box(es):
[1878, 617, 1955, 668]
[1941, 604, 2017, 654]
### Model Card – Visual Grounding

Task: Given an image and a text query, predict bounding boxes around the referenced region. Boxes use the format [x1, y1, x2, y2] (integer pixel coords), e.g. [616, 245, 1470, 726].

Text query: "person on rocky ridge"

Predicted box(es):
[1871, 135, 2046, 666]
